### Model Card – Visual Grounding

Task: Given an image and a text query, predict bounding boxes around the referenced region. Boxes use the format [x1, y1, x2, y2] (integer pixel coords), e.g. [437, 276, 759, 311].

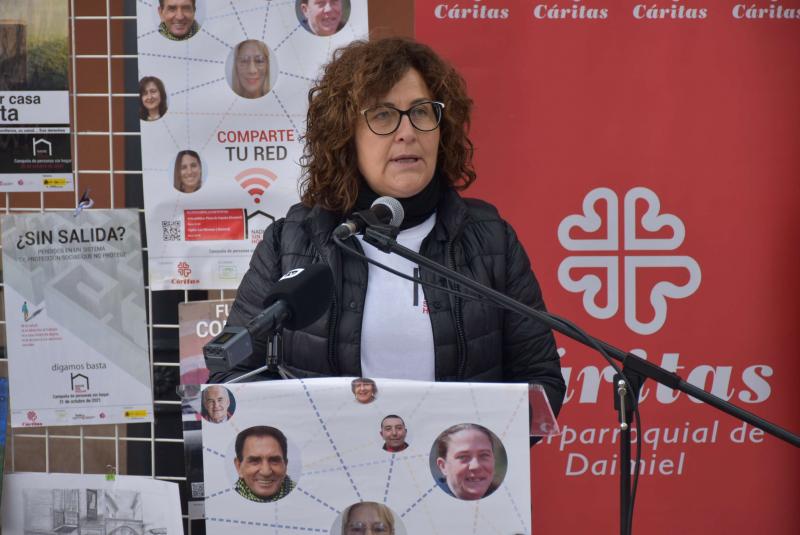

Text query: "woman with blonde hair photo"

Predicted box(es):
[340, 502, 395, 535]
[232, 39, 271, 98]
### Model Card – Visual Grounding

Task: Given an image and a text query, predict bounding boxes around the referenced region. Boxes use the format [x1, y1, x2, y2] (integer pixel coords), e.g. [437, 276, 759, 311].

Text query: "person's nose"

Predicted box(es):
[394, 113, 417, 142]
[258, 460, 272, 476]
[247, 61, 258, 74]
[468, 456, 480, 470]
[323, 2, 332, 12]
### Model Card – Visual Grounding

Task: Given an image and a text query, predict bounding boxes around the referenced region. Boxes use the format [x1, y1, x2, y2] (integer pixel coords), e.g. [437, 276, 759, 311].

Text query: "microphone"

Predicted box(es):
[333, 196, 404, 240]
[203, 264, 333, 373]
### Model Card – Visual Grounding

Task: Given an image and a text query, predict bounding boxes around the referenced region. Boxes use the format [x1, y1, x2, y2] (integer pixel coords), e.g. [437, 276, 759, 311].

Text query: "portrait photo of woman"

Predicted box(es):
[139, 76, 167, 121]
[334, 501, 405, 535]
[173, 149, 203, 193]
[230, 39, 273, 99]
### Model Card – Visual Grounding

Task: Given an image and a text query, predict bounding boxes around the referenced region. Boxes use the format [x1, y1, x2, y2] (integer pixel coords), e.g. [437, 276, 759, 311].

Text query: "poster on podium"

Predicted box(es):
[135, 0, 368, 289]
[1, 210, 153, 428]
[202, 378, 532, 534]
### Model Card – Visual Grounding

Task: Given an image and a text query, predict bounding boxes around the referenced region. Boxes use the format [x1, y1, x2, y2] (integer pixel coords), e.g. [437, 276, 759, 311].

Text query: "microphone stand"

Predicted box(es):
[358, 226, 800, 535]
[223, 333, 290, 384]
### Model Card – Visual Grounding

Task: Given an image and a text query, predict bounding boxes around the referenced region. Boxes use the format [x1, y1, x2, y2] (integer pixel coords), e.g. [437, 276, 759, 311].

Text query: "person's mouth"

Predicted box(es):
[464, 474, 488, 487]
[254, 477, 278, 488]
[390, 154, 422, 165]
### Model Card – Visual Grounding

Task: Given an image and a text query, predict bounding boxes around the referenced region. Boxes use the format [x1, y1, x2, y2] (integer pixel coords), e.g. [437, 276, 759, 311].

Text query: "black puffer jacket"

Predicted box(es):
[212, 188, 566, 415]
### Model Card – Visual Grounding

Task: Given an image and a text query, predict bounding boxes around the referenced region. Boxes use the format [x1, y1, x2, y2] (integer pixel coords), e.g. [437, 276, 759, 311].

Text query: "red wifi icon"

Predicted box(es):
[234, 167, 277, 204]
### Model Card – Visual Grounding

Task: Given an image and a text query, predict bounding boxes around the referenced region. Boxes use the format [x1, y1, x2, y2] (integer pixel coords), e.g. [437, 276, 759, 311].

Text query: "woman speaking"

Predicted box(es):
[214, 38, 565, 416]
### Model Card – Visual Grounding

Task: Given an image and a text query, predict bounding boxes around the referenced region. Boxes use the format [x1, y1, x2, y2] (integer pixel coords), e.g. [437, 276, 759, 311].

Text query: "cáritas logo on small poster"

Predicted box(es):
[172, 260, 200, 285]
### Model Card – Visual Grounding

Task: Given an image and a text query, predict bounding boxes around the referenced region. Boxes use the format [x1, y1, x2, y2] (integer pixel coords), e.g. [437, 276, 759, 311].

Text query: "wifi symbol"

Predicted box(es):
[234, 167, 277, 204]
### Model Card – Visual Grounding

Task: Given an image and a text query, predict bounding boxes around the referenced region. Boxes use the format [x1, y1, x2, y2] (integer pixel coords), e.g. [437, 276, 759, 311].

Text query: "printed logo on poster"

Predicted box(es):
[32, 138, 52, 157]
[71, 372, 90, 393]
[218, 261, 239, 280]
[172, 260, 200, 285]
[23, 410, 43, 427]
[178, 261, 192, 278]
[234, 167, 277, 205]
[557, 187, 701, 334]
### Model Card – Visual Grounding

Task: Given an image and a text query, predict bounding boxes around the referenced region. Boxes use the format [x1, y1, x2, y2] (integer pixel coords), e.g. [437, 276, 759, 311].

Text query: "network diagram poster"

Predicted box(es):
[136, 0, 367, 289]
[0, 0, 73, 192]
[1, 473, 182, 534]
[1, 210, 153, 428]
[202, 378, 531, 534]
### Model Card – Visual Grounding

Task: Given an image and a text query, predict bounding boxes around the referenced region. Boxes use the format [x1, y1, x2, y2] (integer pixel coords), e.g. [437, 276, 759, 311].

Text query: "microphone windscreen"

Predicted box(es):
[263, 263, 333, 330]
[372, 196, 404, 227]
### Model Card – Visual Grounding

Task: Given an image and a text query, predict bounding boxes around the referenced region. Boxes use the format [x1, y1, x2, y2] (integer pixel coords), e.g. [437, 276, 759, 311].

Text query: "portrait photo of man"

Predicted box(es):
[380, 415, 409, 453]
[158, 0, 200, 41]
[351, 377, 377, 404]
[201, 385, 234, 423]
[431, 423, 507, 501]
[233, 426, 296, 503]
[297, 0, 349, 37]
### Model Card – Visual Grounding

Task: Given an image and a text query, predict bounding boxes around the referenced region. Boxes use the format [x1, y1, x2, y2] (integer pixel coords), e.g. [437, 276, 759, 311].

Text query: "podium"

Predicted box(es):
[198, 377, 558, 534]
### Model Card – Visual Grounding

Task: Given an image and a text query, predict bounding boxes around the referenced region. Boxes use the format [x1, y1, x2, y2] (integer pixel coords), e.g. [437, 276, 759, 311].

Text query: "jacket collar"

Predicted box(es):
[431, 187, 468, 242]
[300, 186, 469, 243]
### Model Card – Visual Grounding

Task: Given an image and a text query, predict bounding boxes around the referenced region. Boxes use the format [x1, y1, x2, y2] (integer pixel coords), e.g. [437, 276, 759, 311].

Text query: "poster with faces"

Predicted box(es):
[201, 378, 532, 534]
[136, 0, 367, 289]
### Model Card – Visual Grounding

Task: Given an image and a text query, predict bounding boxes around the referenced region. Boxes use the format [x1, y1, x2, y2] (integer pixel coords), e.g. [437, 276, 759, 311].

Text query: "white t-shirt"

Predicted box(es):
[357, 213, 437, 381]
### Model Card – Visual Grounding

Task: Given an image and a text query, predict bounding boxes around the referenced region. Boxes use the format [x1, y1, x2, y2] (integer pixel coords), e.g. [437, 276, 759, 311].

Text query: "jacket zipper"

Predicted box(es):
[309, 230, 340, 375]
[446, 240, 468, 380]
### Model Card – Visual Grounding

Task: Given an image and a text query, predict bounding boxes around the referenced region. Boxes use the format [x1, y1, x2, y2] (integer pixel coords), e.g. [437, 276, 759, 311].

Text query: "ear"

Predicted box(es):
[436, 457, 447, 474]
[234, 458, 242, 476]
[300, 4, 309, 17]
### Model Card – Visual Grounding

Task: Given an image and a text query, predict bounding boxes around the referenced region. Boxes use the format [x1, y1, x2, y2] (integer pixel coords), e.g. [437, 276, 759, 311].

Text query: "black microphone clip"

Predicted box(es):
[333, 196, 404, 240]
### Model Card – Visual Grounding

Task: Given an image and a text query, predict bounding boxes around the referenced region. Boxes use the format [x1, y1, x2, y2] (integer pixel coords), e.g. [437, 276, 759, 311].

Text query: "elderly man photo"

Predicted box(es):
[234, 426, 296, 503]
[201, 385, 232, 423]
[380, 415, 409, 453]
[158, 0, 200, 41]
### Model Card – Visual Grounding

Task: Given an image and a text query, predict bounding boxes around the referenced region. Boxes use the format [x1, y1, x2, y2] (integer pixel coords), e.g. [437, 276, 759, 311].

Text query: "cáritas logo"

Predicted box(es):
[172, 261, 200, 285]
[557, 187, 701, 335]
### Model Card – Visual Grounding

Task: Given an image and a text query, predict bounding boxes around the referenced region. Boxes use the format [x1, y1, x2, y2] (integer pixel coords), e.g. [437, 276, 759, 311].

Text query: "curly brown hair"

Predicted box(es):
[300, 38, 476, 213]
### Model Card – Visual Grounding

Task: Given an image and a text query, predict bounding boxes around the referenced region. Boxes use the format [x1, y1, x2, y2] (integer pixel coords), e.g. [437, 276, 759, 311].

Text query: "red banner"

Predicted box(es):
[184, 209, 245, 241]
[416, 1, 800, 533]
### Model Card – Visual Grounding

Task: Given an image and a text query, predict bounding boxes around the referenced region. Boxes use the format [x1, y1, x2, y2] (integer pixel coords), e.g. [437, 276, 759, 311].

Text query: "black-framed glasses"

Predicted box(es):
[360, 100, 445, 135]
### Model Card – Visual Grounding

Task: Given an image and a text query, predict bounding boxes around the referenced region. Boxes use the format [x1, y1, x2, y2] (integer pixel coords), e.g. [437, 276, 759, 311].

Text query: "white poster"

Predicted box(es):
[1, 210, 153, 428]
[136, 0, 368, 289]
[202, 378, 532, 534]
[1, 473, 182, 534]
